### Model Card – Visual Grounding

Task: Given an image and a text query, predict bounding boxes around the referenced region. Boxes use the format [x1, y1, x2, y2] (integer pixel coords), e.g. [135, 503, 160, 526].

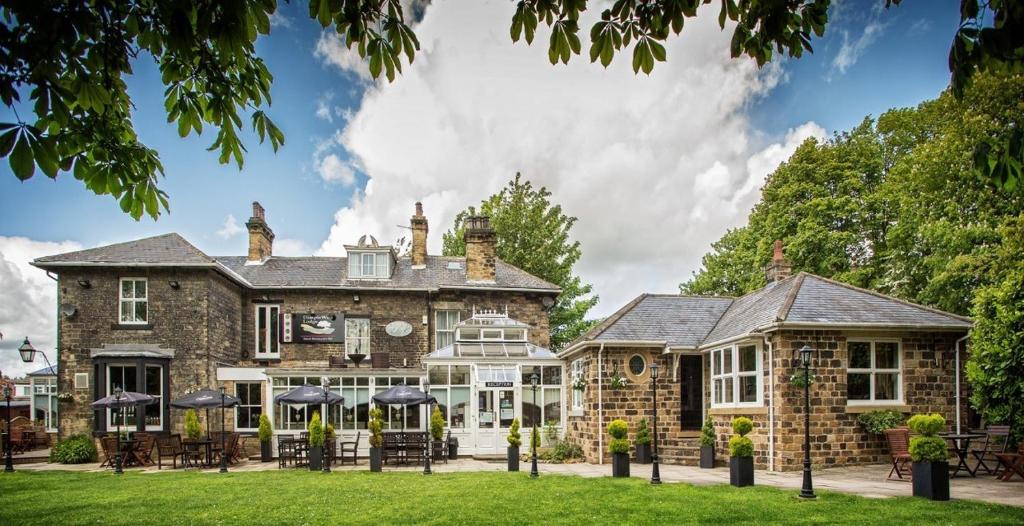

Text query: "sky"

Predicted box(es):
[0, 0, 960, 377]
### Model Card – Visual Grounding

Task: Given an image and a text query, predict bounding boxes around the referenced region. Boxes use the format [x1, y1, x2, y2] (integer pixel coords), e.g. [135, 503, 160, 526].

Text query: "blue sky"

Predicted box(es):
[0, 1, 962, 374]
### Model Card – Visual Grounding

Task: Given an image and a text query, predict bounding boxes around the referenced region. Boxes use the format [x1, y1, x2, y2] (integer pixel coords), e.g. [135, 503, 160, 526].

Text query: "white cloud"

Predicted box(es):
[315, 31, 372, 81]
[275, 238, 313, 257]
[0, 237, 81, 378]
[270, 11, 293, 30]
[315, 0, 820, 316]
[830, 4, 887, 78]
[216, 214, 245, 239]
[316, 152, 357, 185]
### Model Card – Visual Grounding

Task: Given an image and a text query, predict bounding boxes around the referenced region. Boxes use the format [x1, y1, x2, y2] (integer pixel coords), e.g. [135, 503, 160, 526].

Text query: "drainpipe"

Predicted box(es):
[764, 334, 775, 472]
[954, 334, 969, 435]
[598, 342, 605, 465]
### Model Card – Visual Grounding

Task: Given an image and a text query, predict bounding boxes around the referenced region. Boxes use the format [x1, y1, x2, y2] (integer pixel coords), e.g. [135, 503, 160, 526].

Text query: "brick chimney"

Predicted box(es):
[764, 239, 792, 283]
[246, 202, 275, 263]
[464, 216, 496, 283]
[410, 202, 428, 268]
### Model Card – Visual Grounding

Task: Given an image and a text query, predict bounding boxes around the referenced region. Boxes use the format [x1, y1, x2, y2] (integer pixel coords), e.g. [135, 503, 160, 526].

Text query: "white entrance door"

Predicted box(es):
[476, 389, 515, 453]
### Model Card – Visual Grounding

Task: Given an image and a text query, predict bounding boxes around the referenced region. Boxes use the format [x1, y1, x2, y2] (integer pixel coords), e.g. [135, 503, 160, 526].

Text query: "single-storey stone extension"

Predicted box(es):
[559, 242, 973, 471]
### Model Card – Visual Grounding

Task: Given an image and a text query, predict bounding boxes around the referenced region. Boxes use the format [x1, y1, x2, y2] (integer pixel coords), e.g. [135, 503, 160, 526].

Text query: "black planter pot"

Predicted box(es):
[309, 446, 323, 471]
[448, 437, 459, 459]
[369, 447, 382, 472]
[635, 443, 652, 464]
[508, 446, 520, 472]
[729, 456, 754, 487]
[433, 440, 445, 461]
[912, 461, 950, 501]
[260, 441, 272, 463]
[700, 445, 715, 469]
[612, 452, 630, 478]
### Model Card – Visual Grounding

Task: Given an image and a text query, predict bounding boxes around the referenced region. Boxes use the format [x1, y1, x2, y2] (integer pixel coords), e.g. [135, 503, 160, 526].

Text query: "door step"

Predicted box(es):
[471, 454, 508, 462]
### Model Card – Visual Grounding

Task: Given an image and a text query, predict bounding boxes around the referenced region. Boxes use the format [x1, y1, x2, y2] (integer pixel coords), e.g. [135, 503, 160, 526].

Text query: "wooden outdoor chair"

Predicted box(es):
[228, 433, 244, 463]
[339, 432, 360, 465]
[884, 428, 913, 481]
[156, 434, 186, 470]
[382, 433, 400, 465]
[214, 433, 239, 465]
[277, 435, 297, 468]
[134, 434, 156, 466]
[405, 433, 425, 465]
[994, 442, 1024, 482]
[971, 425, 1011, 476]
[99, 436, 119, 468]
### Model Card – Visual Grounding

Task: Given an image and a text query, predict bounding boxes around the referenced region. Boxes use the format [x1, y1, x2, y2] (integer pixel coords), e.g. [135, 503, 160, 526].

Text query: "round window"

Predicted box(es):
[628, 354, 646, 376]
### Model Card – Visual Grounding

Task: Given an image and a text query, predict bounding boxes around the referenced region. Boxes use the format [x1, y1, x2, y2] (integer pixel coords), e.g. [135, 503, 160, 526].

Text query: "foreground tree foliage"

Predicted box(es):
[681, 72, 1024, 438]
[2, 1, 1020, 218]
[442, 174, 599, 350]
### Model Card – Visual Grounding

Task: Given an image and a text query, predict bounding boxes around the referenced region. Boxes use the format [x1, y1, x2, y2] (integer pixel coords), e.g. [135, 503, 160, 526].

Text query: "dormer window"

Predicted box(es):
[349, 252, 390, 278]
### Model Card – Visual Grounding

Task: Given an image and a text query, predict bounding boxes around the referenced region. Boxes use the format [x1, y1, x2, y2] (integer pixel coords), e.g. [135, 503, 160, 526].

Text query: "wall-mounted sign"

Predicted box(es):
[484, 381, 513, 388]
[385, 320, 413, 338]
[292, 313, 344, 343]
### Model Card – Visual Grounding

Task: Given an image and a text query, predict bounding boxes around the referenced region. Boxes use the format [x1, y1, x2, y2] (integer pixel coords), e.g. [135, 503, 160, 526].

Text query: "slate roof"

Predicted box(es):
[32, 233, 559, 292]
[27, 365, 57, 377]
[566, 272, 971, 353]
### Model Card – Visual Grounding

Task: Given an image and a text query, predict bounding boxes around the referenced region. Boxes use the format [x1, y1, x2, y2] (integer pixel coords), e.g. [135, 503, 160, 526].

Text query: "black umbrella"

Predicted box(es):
[91, 389, 156, 474]
[170, 388, 242, 445]
[274, 384, 345, 405]
[372, 384, 435, 433]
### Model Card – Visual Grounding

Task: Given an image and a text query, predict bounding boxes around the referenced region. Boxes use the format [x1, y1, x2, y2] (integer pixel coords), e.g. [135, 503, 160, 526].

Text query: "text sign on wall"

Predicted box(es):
[484, 381, 513, 388]
[292, 313, 345, 343]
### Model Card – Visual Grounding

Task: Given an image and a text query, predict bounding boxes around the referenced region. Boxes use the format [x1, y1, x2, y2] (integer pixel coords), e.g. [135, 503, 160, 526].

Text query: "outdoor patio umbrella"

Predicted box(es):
[371, 384, 435, 433]
[170, 388, 241, 440]
[91, 390, 156, 474]
[274, 384, 345, 405]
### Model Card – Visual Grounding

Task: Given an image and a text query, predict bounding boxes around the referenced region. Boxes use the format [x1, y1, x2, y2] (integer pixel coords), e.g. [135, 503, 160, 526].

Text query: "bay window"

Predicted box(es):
[710, 343, 762, 408]
[847, 340, 901, 404]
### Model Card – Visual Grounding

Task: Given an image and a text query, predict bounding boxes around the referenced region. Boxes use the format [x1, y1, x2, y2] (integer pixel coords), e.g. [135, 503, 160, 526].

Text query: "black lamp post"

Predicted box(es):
[798, 345, 816, 499]
[650, 360, 661, 485]
[530, 372, 539, 478]
[219, 387, 228, 474]
[114, 386, 124, 475]
[322, 377, 331, 474]
[423, 381, 432, 475]
[3, 383, 13, 472]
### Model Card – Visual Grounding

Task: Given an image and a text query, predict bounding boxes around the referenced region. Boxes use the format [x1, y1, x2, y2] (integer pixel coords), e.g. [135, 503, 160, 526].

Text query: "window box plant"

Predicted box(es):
[608, 419, 630, 477]
[368, 407, 384, 472]
[856, 410, 905, 435]
[635, 418, 652, 464]
[308, 410, 325, 471]
[507, 418, 522, 472]
[908, 413, 950, 501]
[258, 413, 273, 462]
[728, 416, 754, 487]
[699, 417, 716, 469]
[571, 377, 587, 392]
[430, 406, 445, 461]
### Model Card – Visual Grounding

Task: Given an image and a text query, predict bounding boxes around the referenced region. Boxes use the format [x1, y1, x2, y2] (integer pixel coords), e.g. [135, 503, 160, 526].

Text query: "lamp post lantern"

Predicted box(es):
[650, 361, 661, 485]
[423, 381, 432, 475]
[798, 345, 816, 499]
[3, 383, 13, 472]
[219, 386, 229, 473]
[530, 372, 539, 478]
[322, 377, 331, 474]
[113, 386, 124, 475]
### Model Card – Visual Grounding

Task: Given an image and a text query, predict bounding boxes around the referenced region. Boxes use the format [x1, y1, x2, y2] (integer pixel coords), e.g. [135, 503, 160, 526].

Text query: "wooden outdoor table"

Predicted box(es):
[940, 432, 986, 478]
[183, 438, 214, 468]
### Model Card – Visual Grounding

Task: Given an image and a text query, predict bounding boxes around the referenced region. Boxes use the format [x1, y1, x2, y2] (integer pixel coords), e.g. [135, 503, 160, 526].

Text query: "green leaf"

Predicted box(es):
[0, 127, 18, 157]
[10, 132, 34, 180]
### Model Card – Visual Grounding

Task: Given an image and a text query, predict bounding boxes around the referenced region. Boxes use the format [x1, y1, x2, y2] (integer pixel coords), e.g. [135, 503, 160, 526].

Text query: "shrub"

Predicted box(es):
[857, 410, 905, 435]
[184, 409, 202, 440]
[326, 424, 336, 441]
[731, 417, 753, 437]
[699, 418, 715, 448]
[507, 418, 522, 447]
[430, 406, 445, 441]
[607, 419, 628, 439]
[635, 418, 652, 446]
[368, 407, 384, 448]
[608, 438, 630, 454]
[49, 434, 97, 464]
[544, 419, 560, 444]
[308, 410, 325, 447]
[551, 439, 583, 462]
[907, 413, 949, 462]
[729, 417, 754, 457]
[907, 413, 946, 436]
[257, 413, 272, 443]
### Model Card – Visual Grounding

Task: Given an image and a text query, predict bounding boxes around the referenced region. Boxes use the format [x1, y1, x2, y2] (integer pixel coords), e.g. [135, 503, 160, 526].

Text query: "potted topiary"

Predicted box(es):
[368, 406, 384, 472]
[307, 411, 325, 471]
[258, 413, 273, 462]
[699, 417, 716, 469]
[507, 418, 522, 472]
[728, 416, 754, 487]
[608, 419, 630, 477]
[184, 409, 202, 440]
[908, 413, 950, 501]
[430, 406, 445, 461]
[635, 418, 652, 464]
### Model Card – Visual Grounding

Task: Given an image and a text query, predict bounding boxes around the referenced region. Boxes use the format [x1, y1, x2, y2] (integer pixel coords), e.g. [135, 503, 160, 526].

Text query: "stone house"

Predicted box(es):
[559, 242, 973, 471]
[32, 202, 562, 455]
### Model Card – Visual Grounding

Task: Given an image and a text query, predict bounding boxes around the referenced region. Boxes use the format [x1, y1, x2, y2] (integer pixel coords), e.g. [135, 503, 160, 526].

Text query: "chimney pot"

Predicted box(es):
[764, 239, 791, 283]
[464, 215, 496, 282]
[410, 202, 429, 267]
[246, 201, 274, 263]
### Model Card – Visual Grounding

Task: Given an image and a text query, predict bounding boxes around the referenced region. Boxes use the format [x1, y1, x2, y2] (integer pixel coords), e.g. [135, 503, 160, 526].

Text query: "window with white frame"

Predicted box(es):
[345, 318, 370, 357]
[435, 310, 460, 350]
[119, 278, 148, 324]
[235, 383, 263, 430]
[847, 341, 901, 404]
[254, 305, 280, 357]
[32, 377, 58, 431]
[426, 365, 471, 429]
[570, 359, 585, 410]
[710, 343, 762, 407]
[348, 252, 390, 278]
[521, 365, 563, 429]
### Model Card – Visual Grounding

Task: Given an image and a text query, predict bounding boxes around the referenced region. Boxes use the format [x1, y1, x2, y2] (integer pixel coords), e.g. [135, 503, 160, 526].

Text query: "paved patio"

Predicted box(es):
[14, 458, 1023, 507]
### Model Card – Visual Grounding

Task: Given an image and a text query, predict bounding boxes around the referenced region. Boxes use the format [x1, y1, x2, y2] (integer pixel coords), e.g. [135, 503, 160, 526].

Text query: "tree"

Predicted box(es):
[442, 173, 599, 350]
[2, 1, 1020, 218]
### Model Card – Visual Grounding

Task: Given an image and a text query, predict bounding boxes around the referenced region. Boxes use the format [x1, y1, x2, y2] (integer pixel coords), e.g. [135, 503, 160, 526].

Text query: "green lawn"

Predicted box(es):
[1, 470, 1021, 525]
